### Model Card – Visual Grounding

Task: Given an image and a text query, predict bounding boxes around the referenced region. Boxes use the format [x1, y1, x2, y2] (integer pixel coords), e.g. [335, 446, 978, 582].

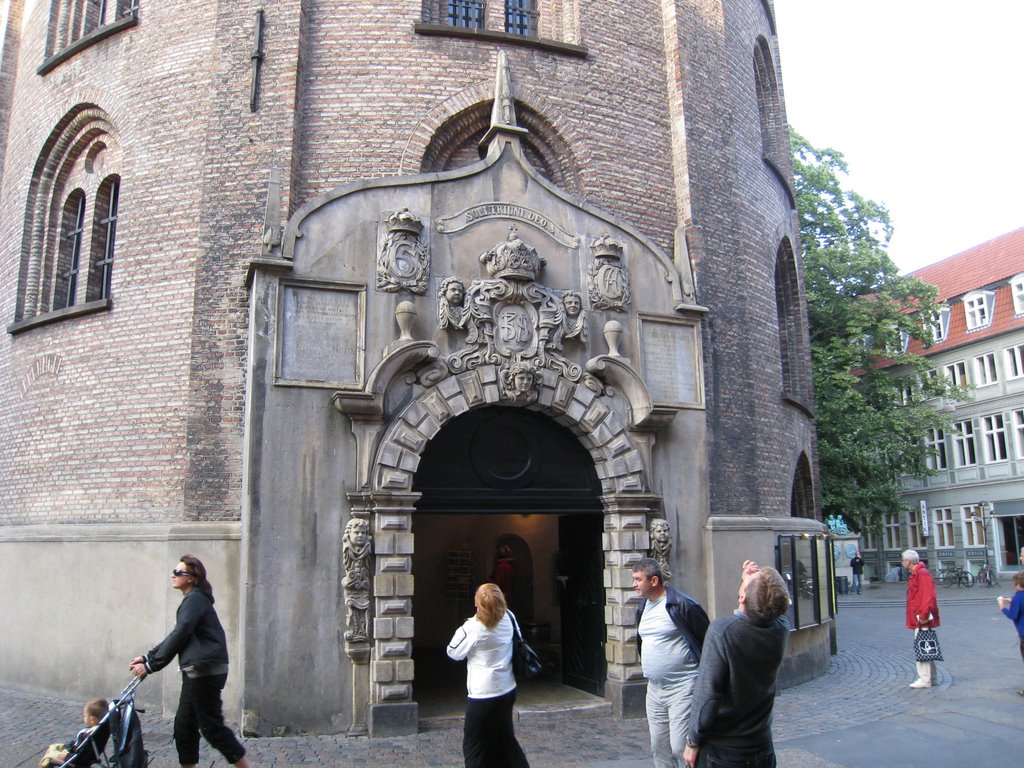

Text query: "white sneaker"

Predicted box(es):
[908, 679, 932, 689]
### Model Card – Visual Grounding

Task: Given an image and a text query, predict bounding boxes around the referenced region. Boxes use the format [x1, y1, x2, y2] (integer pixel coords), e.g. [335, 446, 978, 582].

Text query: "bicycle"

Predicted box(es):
[940, 565, 974, 588]
[976, 563, 999, 587]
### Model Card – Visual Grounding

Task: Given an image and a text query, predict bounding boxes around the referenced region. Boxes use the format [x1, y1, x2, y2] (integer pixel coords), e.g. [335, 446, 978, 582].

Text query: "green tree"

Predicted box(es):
[792, 129, 959, 531]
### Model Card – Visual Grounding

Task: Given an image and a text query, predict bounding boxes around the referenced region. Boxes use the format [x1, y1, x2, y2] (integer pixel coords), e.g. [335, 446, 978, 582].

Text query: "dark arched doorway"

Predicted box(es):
[410, 406, 606, 714]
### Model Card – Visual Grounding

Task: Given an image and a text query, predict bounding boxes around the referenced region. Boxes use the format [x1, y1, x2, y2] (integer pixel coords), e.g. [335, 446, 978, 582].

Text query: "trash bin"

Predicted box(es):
[835, 576, 849, 595]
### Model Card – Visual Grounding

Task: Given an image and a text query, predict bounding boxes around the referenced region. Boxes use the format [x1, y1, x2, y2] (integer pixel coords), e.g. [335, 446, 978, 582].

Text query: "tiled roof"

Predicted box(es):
[905, 228, 1024, 358]
[910, 227, 1024, 301]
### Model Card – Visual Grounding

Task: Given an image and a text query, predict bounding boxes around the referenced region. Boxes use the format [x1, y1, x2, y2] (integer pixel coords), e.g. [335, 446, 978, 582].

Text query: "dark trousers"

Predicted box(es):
[174, 672, 246, 765]
[463, 689, 530, 768]
[696, 742, 775, 768]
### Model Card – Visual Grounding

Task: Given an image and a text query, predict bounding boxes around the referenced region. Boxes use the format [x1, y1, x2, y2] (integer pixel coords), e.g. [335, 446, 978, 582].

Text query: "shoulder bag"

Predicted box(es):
[507, 610, 543, 680]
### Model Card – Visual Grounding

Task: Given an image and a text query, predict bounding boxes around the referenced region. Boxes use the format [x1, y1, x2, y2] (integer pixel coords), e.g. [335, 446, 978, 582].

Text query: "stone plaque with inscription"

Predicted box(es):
[640, 319, 701, 406]
[279, 284, 363, 386]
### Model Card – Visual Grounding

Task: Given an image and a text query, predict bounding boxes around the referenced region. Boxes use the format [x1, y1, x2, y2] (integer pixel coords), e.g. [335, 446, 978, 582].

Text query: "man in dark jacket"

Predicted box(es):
[632, 557, 710, 768]
[682, 560, 790, 768]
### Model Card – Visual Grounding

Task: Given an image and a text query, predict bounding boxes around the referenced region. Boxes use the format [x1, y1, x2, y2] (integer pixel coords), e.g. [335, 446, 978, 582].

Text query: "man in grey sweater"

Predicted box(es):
[682, 560, 790, 768]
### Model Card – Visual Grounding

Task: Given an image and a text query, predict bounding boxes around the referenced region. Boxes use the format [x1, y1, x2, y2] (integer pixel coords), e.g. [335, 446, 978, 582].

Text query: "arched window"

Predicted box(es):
[753, 36, 783, 161]
[775, 237, 809, 401]
[790, 452, 816, 519]
[54, 189, 86, 311]
[87, 175, 120, 302]
[420, 100, 580, 195]
[13, 105, 123, 329]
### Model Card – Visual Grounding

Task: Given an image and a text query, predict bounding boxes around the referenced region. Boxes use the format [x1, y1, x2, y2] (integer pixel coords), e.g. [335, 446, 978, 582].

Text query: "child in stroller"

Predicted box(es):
[39, 698, 107, 766]
[40, 679, 148, 768]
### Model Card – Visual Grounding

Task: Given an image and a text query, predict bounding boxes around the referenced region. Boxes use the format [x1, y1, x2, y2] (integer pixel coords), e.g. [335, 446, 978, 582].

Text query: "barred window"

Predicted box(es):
[54, 190, 87, 311]
[43, 0, 139, 68]
[505, 0, 537, 36]
[448, 0, 484, 28]
[12, 105, 122, 331]
[87, 176, 120, 302]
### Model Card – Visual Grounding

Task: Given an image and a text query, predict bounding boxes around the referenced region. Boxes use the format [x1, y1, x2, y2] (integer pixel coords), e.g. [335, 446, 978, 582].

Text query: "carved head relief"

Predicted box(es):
[500, 360, 541, 403]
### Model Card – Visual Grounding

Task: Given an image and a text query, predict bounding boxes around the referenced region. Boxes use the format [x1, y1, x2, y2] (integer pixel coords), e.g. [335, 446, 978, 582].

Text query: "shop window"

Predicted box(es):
[776, 534, 833, 629]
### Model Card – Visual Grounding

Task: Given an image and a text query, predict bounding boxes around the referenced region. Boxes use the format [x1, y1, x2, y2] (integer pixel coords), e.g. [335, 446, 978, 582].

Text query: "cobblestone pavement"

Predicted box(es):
[3, 583, 1015, 768]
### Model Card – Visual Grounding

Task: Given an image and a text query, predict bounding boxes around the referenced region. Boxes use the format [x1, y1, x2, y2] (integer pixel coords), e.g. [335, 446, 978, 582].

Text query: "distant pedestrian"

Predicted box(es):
[996, 571, 1024, 696]
[446, 583, 530, 768]
[849, 551, 864, 595]
[682, 560, 790, 768]
[902, 549, 940, 688]
[632, 558, 709, 768]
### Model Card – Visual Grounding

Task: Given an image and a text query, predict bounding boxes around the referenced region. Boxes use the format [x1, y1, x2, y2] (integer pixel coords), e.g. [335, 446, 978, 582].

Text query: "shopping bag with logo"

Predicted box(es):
[913, 627, 943, 662]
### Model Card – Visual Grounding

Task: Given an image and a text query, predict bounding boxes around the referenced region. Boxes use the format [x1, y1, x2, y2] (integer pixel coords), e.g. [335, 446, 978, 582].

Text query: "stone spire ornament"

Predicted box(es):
[480, 51, 529, 153]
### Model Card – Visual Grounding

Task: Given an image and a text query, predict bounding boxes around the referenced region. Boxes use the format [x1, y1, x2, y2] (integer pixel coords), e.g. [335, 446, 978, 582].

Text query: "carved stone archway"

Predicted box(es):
[336, 357, 661, 734]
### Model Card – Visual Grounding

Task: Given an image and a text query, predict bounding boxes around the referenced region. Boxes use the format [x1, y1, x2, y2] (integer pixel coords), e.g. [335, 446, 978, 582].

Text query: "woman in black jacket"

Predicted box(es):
[130, 555, 251, 768]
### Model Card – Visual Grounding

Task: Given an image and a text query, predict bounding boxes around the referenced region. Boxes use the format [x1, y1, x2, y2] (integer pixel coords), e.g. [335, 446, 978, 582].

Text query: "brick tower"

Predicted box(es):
[0, 0, 824, 734]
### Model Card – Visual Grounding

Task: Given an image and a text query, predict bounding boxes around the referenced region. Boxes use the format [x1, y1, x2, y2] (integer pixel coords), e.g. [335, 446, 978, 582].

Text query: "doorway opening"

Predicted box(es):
[409, 406, 606, 718]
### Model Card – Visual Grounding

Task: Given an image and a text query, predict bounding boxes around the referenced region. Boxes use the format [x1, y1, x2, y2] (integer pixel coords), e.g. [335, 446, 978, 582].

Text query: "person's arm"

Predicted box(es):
[137, 592, 207, 674]
[446, 619, 478, 661]
[1002, 591, 1024, 621]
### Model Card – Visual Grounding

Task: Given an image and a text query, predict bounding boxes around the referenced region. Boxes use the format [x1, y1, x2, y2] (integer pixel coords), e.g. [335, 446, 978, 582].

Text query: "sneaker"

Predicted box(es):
[909, 679, 932, 689]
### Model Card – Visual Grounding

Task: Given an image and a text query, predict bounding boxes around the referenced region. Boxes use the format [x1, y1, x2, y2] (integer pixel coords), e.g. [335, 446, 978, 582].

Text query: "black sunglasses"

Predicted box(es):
[172, 569, 193, 578]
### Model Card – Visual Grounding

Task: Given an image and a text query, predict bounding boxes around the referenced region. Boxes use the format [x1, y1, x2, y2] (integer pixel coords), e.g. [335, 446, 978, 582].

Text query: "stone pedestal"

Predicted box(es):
[605, 680, 647, 718]
[368, 702, 418, 737]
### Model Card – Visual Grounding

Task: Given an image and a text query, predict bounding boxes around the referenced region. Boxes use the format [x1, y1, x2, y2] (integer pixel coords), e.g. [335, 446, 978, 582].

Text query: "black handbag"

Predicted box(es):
[508, 610, 543, 680]
[913, 627, 943, 662]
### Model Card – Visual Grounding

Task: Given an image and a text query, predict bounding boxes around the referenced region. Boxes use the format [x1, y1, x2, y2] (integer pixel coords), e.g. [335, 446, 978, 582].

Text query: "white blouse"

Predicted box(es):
[447, 612, 517, 699]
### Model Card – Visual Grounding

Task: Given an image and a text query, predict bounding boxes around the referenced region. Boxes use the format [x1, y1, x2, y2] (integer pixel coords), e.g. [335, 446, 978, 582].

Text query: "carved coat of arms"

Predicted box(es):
[377, 208, 429, 294]
[441, 229, 587, 393]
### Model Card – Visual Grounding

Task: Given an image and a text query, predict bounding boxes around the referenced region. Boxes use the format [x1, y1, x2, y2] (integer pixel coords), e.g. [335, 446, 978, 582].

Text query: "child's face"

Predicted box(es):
[83, 708, 99, 727]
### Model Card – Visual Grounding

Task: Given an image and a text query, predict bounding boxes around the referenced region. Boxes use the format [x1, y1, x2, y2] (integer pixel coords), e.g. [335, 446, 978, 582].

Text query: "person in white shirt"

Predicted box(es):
[447, 582, 531, 768]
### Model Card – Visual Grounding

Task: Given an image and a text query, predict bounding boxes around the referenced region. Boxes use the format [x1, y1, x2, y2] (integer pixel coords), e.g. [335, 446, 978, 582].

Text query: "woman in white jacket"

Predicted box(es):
[447, 583, 531, 768]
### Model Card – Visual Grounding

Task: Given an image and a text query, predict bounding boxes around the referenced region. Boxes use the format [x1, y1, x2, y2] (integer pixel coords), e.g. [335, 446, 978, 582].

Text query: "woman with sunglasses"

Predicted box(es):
[129, 555, 251, 768]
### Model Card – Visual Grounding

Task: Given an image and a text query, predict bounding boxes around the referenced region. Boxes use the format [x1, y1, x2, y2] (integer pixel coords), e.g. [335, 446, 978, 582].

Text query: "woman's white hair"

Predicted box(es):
[901, 549, 920, 564]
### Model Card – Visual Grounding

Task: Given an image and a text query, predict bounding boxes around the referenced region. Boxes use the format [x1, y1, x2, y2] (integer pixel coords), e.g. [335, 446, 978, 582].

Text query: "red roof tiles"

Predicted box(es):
[905, 228, 1024, 357]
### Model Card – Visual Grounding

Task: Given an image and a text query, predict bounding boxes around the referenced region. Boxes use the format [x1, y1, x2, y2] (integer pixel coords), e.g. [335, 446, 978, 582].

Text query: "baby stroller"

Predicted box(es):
[62, 678, 149, 768]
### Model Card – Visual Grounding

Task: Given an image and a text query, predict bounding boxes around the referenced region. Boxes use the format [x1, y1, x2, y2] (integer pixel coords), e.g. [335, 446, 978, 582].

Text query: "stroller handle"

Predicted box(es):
[114, 675, 144, 703]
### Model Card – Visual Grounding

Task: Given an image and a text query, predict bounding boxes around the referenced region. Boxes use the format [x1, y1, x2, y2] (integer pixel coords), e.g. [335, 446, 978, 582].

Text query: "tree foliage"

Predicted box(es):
[792, 129, 958, 531]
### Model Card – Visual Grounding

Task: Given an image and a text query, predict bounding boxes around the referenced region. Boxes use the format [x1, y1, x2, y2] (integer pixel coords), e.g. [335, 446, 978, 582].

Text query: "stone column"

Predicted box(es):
[368, 492, 419, 736]
[602, 492, 660, 718]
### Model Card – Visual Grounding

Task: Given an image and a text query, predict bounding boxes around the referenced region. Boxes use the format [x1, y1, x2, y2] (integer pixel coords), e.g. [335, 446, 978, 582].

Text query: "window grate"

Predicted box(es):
[448, 0, 484, 29]
[505, 0, 537, 36]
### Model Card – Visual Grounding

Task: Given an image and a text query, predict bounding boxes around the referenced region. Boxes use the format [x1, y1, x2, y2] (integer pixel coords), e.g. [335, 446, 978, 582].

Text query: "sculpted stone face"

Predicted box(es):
[563, 292, 581, 317]
[445, 282, 464, 305]
[513, 370, 532, 392]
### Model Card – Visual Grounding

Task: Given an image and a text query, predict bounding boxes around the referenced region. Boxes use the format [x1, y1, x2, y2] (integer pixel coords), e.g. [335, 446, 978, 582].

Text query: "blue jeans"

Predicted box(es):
[696, 743, 775, 768]
[851, 573, 862, 593]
